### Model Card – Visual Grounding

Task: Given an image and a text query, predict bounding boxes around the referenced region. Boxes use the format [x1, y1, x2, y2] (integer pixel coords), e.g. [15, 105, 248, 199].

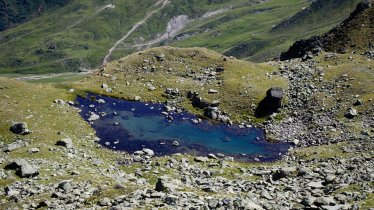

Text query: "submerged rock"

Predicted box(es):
[88, 113, 100, 121]
[172, 141, 180, 147]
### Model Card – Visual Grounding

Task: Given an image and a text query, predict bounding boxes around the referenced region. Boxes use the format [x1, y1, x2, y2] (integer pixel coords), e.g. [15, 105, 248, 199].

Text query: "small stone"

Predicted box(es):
[208, 89, 218, 94]
[344, 108, 358, 119]
[307, 181, 324, 189]
[298, 167, 312, 176]
[211, 100, 220, 107]
[155, 53, 165, 61]
[301, 196, 315, 207]
[208, 154, 218, 159]
[28, 148, 40, 154]
[293, 139, 300, 146]
[58, 180, 72, 191]
[353, 99, 363, 106]
[56, 138, 74, 149]
[143, 148, 154, 156]
[324, 174, 336, 184]
[155, 178, 174, 193]
[54, 99, 65, 105]
[37, 200, 51, 208]
[98, 197, 111, 206]
[194, 157, 208, 163]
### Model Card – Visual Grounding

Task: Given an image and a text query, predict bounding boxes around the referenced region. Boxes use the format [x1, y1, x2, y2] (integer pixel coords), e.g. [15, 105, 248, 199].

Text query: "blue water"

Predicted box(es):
[75, 94, 290, 161]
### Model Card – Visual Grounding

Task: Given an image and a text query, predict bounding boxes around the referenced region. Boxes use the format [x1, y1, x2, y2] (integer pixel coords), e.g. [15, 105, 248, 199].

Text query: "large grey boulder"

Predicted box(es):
[3, 140, 28, 152]
[9, 122, 31, 135]
[5, 159, 39, 178]
[255, 87, 284, 117]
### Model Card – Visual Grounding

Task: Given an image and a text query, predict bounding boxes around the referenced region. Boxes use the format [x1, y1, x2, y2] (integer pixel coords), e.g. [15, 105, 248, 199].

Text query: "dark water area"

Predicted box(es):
[75, 93, 290, 161]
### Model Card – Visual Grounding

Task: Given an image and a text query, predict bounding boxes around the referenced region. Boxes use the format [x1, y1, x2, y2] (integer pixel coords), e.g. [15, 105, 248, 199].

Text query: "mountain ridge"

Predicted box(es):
[280, 1, 373, 60]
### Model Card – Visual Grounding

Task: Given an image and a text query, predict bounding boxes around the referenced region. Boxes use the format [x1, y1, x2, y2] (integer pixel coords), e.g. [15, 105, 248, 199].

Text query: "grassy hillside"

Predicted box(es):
[0, 0, 71, 31]
[220, 0, 362, 60]
[272, 0, 362, 35]
[0, 46, 373, 209]
[0, 0, 256, 74]
[280, 2, 373, 60]
[74, 46, 288, 122]
[323, 2, 374, 52]
[0, 0, 361, 75]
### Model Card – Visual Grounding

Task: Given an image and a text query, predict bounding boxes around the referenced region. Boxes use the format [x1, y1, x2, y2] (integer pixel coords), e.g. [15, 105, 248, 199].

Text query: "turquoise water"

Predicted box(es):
[76, 94, 290, 161]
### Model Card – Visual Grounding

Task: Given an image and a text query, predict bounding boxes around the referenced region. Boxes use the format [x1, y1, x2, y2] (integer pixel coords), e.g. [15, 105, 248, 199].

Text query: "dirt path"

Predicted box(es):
[102, 0, 169, 65]
[131, 8, 230, 49]
[14, 71, 92, 82]
[133, 15, 190, 48]
[67, 4, 115, 30]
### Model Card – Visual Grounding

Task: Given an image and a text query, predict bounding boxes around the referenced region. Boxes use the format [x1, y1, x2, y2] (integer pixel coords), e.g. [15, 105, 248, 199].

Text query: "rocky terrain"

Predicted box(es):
[0, 45, 373, 209]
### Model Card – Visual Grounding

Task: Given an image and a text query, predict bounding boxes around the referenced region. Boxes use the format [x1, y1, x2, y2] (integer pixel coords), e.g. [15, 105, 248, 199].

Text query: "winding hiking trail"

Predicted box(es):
[102, 0, 169, 65]
[14, 71, 92, 82]
[67, 4, 116, 30]
[131, 8, 230, 49]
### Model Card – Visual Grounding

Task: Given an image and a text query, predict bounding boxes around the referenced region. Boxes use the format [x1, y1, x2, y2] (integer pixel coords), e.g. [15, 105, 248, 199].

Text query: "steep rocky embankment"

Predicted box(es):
[280, 2, 374, 60]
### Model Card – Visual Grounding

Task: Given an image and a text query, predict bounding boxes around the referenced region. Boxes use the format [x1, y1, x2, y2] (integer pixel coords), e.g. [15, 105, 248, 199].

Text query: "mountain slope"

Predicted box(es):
[0, 0, 257, 74]
[221, 0, 362, 61]
[0, 0, 361, 74]
[0, 0, 71, 31]
[280, 2, 374, 60]
[272, 0, 362, 34]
